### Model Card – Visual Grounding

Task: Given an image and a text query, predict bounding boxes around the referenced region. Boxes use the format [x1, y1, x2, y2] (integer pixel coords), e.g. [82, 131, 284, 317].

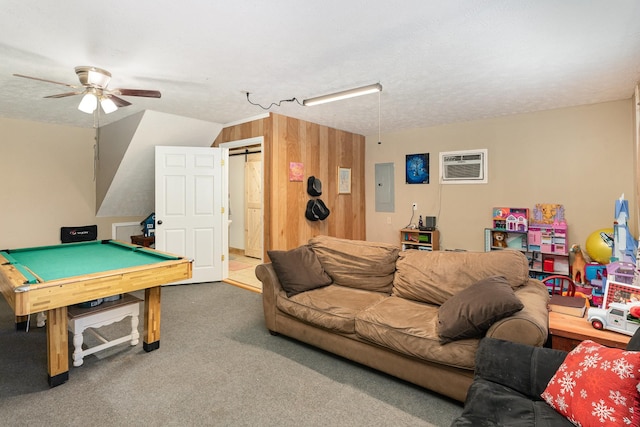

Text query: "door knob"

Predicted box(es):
[157, 220, 163, 225]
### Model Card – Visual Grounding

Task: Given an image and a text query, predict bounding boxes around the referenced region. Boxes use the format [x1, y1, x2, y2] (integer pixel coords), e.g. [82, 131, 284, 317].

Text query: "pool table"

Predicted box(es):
[0, 239, 192, 387]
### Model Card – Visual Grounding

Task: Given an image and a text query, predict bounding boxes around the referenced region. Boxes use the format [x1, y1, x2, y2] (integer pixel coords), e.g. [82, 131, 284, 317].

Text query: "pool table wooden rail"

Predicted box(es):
[0, 254, 192, 316]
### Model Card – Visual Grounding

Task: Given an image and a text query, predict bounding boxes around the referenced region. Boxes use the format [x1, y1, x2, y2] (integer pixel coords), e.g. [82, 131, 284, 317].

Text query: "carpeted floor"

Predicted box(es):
[0, 283, 462, 426]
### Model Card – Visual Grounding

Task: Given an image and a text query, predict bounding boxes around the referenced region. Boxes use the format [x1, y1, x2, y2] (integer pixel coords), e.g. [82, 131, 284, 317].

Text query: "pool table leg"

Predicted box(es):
[143, 286, 161, 352]
[46, 307, 69, 387]
[15, 315, 28, 330]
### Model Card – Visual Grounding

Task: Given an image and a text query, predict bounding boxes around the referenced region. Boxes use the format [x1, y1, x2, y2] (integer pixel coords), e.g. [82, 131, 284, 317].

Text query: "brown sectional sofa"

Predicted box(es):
[256, 235, 550, 402]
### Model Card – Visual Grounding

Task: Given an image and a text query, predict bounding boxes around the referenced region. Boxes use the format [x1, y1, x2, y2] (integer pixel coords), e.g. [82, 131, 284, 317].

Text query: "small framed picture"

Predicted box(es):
[289, 162, 304, 182]
[603, 279, 640, 309]
[405, 153, 429, 184]
[338, 167, 351, 194]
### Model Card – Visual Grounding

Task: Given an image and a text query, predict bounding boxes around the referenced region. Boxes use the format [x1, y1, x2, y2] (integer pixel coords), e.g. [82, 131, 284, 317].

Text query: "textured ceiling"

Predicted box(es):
[1, 1, 639, 137]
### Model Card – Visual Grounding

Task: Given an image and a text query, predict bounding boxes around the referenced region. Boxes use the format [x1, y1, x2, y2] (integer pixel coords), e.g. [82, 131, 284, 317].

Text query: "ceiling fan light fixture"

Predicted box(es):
[303, 83, 382, 106]
[78, 92, 98, 114]
[100, 97, 118, 114]
[75, 66, 112, 88]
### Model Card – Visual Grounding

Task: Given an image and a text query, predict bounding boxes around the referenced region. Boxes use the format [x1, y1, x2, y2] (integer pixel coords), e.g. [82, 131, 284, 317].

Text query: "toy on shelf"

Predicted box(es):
[141, 213, 155, 237]
[585, 228, 613, 265]
[492, 207, 528, 231]
[607, 261, 635, 285]
[531, 203, 564, 225]
[529, 204, 567, 256]
[613, 194, 638, 264]
[492, 231, 508, 248]
[569, 244, 587, 284]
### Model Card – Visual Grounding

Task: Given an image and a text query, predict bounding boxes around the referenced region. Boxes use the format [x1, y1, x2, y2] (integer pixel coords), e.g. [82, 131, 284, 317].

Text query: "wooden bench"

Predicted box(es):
[67, 293, 142, 367]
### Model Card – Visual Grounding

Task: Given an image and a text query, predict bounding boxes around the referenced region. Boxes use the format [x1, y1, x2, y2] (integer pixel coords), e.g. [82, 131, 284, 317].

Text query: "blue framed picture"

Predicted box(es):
[405, 153, 429, 184]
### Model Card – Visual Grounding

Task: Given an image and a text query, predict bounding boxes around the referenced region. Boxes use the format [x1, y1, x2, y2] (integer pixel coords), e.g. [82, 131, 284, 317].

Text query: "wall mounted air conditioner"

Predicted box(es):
[439, 149, 488, 184]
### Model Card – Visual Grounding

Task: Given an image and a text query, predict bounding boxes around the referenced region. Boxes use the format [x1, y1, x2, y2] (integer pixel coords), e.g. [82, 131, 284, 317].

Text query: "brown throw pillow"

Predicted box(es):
[268, 245, 332, 297]
[437, 276, 524, 344]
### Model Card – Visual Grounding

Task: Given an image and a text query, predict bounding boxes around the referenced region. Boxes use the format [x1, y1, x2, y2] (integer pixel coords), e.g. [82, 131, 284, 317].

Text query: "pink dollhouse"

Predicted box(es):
[493, 207, 528, 231]
[528, 204, 567, 256]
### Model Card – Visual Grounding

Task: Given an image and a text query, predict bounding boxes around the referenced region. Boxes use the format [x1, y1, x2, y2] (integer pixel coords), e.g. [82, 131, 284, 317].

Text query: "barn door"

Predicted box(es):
[244, 153, 262, 258]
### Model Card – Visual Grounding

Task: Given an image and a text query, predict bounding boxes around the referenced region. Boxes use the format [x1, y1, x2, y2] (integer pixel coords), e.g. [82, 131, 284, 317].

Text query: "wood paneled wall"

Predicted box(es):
[213, 113, 366, 257]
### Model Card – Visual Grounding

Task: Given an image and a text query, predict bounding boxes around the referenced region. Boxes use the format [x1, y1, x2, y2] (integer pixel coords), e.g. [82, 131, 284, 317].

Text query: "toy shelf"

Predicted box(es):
[484, 228, 528, 251]
[400, 228, 439, 251]
[484, 228, 569, 277]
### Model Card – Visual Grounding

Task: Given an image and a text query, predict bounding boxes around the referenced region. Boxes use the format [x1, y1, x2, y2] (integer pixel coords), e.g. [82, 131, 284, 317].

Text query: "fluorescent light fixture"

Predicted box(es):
[100, 97, 118, 114]
[78, 93, 98, 114]
[303, 83, 382, 106]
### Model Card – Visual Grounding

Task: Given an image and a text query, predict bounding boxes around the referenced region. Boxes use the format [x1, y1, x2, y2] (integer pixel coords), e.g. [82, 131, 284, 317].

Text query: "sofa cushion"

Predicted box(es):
[276, 284, 387, 334]
[268, 245, 332, 297]
[437, 276, 524, 344]
[309, 235, 399, 293]
[541, 340, 640, 427]
[355, 296, 478, 369]
[392, 250, 530, 305]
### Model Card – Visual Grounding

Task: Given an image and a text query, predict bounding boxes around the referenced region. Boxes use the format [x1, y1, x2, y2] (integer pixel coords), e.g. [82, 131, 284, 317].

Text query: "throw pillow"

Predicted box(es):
[541, 340, 640, 427]
[268, 245, 332, 297]
[437, 276, 524, 344]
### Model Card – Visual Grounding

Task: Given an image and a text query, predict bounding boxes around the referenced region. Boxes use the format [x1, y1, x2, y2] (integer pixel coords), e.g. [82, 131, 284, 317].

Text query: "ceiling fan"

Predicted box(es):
[14, 66, 161, 114]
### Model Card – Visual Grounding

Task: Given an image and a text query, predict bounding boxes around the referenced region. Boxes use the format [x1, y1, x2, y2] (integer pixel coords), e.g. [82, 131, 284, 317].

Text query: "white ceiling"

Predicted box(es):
[2, 1, 639, 137]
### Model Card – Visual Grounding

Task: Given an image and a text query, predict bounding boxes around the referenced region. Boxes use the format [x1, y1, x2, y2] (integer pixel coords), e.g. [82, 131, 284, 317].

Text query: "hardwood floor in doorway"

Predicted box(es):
[226, 254, 262, 292]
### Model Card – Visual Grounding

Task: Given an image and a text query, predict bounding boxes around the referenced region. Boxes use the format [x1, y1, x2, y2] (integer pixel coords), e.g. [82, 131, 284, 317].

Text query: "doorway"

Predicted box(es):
[220, 137, 263, 290]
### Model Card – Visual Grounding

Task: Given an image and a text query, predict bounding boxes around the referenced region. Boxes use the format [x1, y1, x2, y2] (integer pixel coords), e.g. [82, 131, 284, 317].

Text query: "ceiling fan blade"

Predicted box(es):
[112, 88, 162, 98]
[44, 91, 84, 99]
[109, 95, 132, 107]
[13, 73, 80, 88]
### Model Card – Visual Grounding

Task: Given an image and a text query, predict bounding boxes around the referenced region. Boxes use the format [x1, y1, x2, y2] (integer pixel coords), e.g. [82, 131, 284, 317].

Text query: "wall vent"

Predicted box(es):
[439, 149, 488, 184]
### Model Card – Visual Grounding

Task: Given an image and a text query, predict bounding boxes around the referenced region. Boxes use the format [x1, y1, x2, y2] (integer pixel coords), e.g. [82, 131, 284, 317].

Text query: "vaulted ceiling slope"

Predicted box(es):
[2, 1, 639, 137]
[96, 111, 223, 217]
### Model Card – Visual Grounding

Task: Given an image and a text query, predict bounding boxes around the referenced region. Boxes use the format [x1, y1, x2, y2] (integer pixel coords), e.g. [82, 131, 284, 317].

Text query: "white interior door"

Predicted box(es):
[155, 146, 228, 284]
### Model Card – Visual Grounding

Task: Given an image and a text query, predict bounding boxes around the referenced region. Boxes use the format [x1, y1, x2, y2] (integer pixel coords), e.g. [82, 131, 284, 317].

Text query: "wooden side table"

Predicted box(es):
[131, 234, 155, 247]
[548, 310, 631, 351]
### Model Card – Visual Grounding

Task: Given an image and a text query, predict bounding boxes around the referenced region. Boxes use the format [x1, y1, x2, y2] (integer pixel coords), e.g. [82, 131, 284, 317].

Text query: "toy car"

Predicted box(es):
[587, 302, 640, 336]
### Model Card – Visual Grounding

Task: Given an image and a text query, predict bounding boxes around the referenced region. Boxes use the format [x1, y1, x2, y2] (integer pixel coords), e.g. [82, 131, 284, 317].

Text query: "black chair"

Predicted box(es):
[60, 225, 98, 244]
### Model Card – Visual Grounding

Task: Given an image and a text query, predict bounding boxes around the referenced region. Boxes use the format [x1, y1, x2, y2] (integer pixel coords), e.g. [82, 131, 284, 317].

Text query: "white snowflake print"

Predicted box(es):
[555, 394, 569, 412]
[609, 389, 627, 406]
[581, 353, 602, 370]
[584, 343, 599, 353]
[622, 408, 633, 426]
[558, 371, 576, 395]
[580, 389, 588, 399]
[600, 359, 611, 370]
[611, 357, 634, 379]
[575, 369, 583, 378]
[592, 399, 617, 424]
